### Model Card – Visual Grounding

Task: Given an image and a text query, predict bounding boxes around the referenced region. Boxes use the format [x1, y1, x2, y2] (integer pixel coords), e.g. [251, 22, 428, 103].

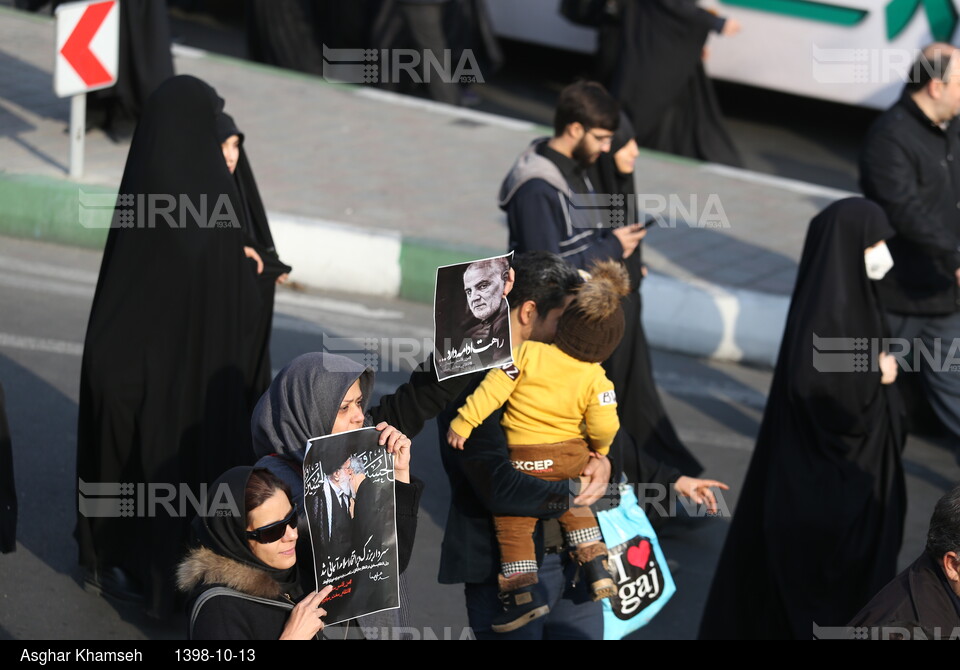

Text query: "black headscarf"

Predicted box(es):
[192, 466, 300, 596]
[775, 197, 896, 440]
[590, 112, 642, 285]
[700, 198, 907, 638]
[215, 112, 245, 146]
[610, 110, 636, 157]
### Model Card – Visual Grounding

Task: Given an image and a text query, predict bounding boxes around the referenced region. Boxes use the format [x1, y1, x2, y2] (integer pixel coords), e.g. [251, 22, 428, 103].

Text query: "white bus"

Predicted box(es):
[483, 0, 960, 109]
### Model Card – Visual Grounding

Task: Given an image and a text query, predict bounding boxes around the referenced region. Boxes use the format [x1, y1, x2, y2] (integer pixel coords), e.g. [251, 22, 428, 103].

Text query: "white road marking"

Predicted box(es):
[0, 332, 83, 356]
[275, 291, 403, 319]
[0, 271, 94, 298]
[0, 254, 98, 284]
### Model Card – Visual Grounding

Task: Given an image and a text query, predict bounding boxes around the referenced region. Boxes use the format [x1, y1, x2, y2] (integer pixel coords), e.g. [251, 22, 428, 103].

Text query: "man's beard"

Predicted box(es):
[572, 137, 597, 168]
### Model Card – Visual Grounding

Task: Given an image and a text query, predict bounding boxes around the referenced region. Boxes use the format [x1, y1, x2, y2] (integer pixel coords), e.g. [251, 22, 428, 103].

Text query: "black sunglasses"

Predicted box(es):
[245, 507, 299, 544]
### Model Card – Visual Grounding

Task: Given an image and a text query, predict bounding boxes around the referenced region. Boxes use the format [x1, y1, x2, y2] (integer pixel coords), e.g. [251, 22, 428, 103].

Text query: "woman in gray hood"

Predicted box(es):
[249, 352, 424, 638]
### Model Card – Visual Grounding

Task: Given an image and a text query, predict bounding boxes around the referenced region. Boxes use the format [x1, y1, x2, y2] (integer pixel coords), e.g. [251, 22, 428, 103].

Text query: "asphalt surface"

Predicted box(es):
[1, 235, 957, 640]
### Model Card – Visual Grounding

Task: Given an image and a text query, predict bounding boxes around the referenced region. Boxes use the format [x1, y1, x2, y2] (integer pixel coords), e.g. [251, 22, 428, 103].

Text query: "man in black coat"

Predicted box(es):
[437, 251, 721, 638]
[849, 485, 960, 637]
[437, 251, 613, 639]
[860, 43, 960, 440]
[307, 449, 355, 564]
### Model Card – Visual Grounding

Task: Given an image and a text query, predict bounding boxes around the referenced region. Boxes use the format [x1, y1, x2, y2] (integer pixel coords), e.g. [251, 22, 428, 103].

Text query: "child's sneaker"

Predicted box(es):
[575, 542, 617, 601]
[491, 572, 550, 633]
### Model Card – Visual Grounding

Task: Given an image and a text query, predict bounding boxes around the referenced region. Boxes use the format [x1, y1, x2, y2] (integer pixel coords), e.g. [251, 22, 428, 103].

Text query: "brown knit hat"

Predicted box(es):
[554, 260, 630, 363]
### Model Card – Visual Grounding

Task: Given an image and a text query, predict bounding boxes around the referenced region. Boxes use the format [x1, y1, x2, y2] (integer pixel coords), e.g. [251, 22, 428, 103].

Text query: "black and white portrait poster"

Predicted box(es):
[303, 428, 399, 625]
[434, 252, 513, 381]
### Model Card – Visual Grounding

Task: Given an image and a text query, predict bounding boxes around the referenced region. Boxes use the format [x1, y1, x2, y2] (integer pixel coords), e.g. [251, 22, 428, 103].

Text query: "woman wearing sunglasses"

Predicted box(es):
[178, 466, 336, 640]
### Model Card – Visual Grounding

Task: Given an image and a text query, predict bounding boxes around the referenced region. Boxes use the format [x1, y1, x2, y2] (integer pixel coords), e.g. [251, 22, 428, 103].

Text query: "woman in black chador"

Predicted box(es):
[215, 113, 292, 402]
[589, 112, 703, 479]
[699, 198, 907, 639]
[76, 76, 270, 618]
[608, 0, 742, 166]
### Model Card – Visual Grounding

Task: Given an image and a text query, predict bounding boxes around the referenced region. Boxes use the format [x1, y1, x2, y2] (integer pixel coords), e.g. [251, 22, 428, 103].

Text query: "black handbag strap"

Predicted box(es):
[189, 587, 293, 640]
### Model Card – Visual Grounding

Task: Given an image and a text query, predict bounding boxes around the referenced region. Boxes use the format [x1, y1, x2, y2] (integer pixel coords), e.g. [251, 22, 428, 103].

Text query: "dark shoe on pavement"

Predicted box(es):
[491, 572, 550, 633]
[575, 542, 617, 601]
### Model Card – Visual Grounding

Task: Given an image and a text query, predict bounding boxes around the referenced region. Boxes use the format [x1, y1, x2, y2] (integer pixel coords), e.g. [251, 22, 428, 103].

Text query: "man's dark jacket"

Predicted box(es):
[860, 94, 960, 315]
[499, 139, 623, 271]
[848, 551, 960, 634]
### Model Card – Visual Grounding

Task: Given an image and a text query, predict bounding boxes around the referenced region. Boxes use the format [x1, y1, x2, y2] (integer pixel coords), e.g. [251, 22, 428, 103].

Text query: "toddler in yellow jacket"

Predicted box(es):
[447, 260, 629, 632]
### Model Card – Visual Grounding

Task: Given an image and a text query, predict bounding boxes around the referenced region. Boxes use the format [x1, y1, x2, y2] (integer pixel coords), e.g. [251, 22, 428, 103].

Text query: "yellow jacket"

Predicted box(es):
[449, 341, 618, 454]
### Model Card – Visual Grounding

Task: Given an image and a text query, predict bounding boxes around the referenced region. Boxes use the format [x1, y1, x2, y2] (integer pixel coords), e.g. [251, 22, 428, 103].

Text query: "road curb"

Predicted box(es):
[0, 173, 111, 248]
[642, 274, 787, 367]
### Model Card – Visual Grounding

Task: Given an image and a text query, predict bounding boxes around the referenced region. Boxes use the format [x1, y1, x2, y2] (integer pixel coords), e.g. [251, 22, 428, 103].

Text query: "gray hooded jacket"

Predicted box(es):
[498, 138, 622, 270]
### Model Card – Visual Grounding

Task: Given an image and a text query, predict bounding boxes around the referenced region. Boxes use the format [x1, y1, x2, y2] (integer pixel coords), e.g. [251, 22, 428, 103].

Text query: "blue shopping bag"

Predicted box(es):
[596, 484, 677, 639]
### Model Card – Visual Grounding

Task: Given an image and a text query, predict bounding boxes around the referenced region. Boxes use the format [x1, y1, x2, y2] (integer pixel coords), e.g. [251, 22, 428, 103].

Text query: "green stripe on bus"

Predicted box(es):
[886, 0, 957, 41]
[721, 0, 867, 26]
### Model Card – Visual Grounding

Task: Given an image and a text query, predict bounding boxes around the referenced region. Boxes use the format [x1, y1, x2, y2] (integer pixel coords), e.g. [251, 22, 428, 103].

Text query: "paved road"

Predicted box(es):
[1, 235, 957, 640]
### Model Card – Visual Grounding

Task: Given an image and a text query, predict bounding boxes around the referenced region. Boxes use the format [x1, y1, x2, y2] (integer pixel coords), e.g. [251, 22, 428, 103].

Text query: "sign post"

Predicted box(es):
[69, 93, 86, 178]
[54, 0, 119, 179]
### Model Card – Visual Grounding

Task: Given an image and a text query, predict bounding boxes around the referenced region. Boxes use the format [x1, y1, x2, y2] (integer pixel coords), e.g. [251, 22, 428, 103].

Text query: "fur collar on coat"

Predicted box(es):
[177, 546, 285, 600]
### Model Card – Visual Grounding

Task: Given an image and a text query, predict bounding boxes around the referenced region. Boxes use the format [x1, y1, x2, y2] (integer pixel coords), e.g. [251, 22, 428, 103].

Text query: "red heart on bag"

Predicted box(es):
[627, 540, 651, 569]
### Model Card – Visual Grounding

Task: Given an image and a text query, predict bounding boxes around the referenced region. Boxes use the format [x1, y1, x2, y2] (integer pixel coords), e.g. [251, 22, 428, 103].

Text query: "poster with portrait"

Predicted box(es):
[303, 427, 399, 625]
[434, 252, 514, 381]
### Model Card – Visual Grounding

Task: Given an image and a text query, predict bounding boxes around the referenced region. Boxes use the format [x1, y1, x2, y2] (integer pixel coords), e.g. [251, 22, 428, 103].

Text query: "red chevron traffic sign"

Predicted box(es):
[55, 0, 119, 98]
